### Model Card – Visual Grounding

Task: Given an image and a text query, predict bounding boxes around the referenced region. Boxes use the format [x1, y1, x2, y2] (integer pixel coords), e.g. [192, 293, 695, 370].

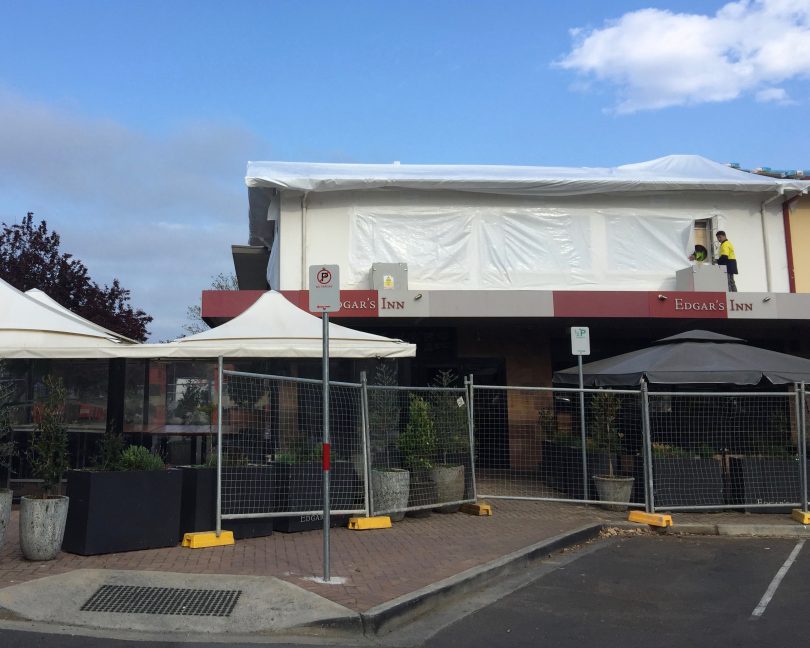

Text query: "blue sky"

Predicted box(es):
[1, 0, 809, 339]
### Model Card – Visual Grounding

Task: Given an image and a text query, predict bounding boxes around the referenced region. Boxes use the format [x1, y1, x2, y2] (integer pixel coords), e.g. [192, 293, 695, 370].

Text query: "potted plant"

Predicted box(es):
[62, 438, 183, 555]
[398, 394, 437, 514]
[0, 382, 18, 551]
[20, 375, 70, 561]
[428, 370, 469, 513]
[367, 363, 409, 521]
[590, 391, 634, 511]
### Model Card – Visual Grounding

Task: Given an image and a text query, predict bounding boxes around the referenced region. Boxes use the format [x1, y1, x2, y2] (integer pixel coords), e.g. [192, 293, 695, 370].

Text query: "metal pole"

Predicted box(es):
[216, 357, 223, 537]
[797, 383, 807, 513]
[466, 374, 478, 501]
[641, 381, 654, 513]
[360, 371, 372, 518]
[322, 312, 331, 582]
[578, 357, 588, 501]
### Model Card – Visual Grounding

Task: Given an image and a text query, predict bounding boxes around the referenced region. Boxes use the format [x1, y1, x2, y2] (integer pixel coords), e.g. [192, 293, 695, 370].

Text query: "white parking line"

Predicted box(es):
[751, 540, 805, 620]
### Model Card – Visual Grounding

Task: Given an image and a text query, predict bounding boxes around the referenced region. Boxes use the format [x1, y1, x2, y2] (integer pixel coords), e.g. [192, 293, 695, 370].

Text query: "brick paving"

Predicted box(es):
[0, 501, 802, 612]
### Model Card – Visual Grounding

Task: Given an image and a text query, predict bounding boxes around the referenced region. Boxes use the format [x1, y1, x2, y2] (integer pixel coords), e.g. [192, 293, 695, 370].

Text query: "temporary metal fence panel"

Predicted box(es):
[219, 370, 366, 520]
[473, 385, 645, 508]
[365, 384, 475, 516]
[647, 391, 803, 512]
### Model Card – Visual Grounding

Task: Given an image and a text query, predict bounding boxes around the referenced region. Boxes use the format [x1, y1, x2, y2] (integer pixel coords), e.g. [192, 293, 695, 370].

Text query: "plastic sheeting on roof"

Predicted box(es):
[246, 155, 810, 197]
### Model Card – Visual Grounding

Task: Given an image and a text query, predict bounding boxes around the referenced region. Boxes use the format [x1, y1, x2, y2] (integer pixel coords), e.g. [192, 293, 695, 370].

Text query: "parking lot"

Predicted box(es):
[425, 533, 810, 648]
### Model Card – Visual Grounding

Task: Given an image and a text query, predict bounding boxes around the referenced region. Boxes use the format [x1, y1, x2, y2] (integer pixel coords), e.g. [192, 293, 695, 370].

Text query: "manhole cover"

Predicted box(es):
[81, 585, 241, 617]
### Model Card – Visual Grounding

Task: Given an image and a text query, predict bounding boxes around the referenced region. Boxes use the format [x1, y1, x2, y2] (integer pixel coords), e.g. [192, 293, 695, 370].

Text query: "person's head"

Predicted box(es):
[716, 231, 727, 242]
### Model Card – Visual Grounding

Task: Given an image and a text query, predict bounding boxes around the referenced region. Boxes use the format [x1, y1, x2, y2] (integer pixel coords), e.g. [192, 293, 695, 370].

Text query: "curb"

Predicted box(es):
[356, 523, 604, 635]
[674, 523, 810, 538]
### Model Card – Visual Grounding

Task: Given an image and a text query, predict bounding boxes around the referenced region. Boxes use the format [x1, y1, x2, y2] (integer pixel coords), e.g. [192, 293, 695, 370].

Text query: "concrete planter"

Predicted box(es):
[0, 489, 11, 550]
[371, 468, 410, 521]
[430, 464, 465, 513]
[19, 495, 69, 561]
[592, 476, 634, 512]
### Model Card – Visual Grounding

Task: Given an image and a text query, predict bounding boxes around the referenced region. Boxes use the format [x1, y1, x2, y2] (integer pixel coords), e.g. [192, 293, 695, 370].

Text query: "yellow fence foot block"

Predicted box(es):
[460, 502, 493, 516]
[792, 509, 810, 525]
[348, 516, 392, 530]
[182, 530, 235, 548]
[628, 511, 673, 528]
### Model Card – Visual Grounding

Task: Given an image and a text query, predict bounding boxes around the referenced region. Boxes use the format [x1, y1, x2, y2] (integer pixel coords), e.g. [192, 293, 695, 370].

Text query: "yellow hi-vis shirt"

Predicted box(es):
[719, 240, 736, 260]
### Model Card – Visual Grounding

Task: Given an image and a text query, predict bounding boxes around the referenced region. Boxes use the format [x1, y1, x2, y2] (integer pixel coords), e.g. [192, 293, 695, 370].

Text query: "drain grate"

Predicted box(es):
[81, 585, 241, 617]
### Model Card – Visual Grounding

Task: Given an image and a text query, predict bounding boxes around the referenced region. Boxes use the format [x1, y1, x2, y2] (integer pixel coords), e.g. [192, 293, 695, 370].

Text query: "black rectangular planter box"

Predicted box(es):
[179, 467, 273, 540]
[652, 457, 724, 509]
[542, 442, 613, 500]
[728, 457, 801, 513]
[273, 461, 362, 533]
[63, 469, 182, 556]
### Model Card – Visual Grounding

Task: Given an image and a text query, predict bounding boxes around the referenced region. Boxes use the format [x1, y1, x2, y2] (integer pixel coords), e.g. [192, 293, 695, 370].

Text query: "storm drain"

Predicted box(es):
[80, 585, 241, 617]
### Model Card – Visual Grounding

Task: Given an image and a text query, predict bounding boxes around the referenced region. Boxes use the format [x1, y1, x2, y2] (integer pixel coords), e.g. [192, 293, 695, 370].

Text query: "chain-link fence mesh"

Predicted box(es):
[474, 386, 644, 507]
[220, 371, 366, 519]
[217, 368, 810, 519]
[648, 391, 803, 511]
[366, 384, 475, 516]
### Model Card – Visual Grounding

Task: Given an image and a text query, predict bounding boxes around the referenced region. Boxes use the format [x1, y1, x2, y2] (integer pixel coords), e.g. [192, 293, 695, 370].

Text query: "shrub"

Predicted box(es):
[119, 445, 165, 471]
[29, 375, 69, 496]
[398, 395, 437, 471]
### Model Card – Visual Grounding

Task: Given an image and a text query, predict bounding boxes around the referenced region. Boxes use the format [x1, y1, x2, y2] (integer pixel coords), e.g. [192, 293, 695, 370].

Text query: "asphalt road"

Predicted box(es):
[1, 534, 808, 647]
[425, 534, 810, 648]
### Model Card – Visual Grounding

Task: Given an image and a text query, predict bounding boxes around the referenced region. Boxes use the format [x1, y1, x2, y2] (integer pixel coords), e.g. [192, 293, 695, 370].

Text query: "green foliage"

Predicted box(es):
[367, 361, 401, 465]
[590, 391, 621, 477]
[275, 439, 322, 465]
[29, 375, 70, 496]
[398, 395, 437, 471]
[0, 382, 18, 474]
[429, 370, 469, 464]
[94, 433, 125, 471]
[119, 445, 165, 471]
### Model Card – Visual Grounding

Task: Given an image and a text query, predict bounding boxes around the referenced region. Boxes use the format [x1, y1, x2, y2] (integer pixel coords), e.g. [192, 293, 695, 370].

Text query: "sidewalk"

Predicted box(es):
[0, 500, 808, 638]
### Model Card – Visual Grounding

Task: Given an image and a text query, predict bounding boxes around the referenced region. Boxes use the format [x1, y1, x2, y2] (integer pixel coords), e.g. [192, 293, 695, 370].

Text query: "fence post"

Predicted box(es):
[797, 382, 807, 513]
[465, 374, 478, 502]
[216, 356, 224, 537]
[640, 381, 654, 513]
[360, 371, 372, 518]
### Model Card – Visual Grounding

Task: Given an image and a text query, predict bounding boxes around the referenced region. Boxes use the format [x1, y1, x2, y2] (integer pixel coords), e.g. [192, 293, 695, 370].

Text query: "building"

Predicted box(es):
[206, 155, 810, 379]
[200, 155, 810, 471]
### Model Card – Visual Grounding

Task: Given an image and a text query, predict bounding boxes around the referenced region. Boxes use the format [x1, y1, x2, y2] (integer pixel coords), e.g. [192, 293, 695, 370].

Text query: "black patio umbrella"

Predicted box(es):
[553, 330, 810, 388]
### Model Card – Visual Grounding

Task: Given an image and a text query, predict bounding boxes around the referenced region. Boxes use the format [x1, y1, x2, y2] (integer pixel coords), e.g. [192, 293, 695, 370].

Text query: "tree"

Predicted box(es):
[182, 272, 239, 336]
[0, 213, 152, 341]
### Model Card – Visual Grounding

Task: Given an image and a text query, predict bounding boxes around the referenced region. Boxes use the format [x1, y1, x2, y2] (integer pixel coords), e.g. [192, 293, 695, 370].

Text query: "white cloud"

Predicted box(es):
[0, 89, 266, 340]
[557, 0, 810, 113]
[755, 87, 793, 103]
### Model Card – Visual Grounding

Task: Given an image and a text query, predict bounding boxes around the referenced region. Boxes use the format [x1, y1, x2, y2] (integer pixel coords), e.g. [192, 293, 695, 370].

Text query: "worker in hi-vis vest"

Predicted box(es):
[715, 230, 737, 292]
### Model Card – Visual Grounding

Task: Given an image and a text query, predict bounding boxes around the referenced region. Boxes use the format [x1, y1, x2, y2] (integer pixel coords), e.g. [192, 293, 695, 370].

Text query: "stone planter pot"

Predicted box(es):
[19, 495, 69, 561]
[0, 489, 11, 550]
[592, 476, 634, 512]
[430, 464, 465, 513]
[371, 468, 409, 521]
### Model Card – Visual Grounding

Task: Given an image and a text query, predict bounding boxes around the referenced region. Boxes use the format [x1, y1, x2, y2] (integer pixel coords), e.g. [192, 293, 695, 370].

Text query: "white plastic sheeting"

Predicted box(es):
[348, 205, 695, 290]
[247, 155, 810, 197]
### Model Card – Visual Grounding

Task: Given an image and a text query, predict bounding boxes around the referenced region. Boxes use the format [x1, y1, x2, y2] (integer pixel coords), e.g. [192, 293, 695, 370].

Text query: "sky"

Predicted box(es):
[1, 0, 809, 340]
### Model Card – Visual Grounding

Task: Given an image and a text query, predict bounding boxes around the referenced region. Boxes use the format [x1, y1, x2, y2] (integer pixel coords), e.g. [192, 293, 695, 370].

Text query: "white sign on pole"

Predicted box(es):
[309, 265, 341, 312]
[570, 326, 590, 356]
